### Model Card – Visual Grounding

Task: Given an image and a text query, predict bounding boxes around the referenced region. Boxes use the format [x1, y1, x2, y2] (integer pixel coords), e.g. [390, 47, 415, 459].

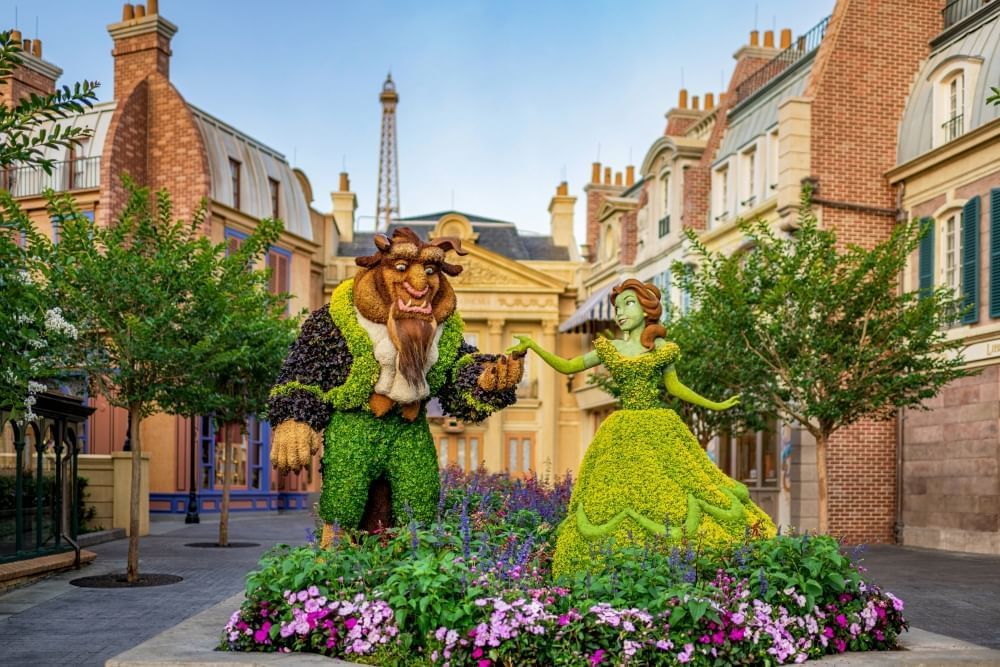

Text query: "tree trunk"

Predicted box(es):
[219, 423, 232, 547]
[816, 431, 829, 534]
[126, 405, 142, 583]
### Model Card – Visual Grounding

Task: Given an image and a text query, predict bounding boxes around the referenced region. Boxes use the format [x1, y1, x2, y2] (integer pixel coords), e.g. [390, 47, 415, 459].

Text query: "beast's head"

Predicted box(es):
[354, 227, 467, 385]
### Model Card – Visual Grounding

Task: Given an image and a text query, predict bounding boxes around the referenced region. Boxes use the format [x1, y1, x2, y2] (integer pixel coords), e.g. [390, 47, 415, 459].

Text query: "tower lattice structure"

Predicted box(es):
[375, 73, 400, 231]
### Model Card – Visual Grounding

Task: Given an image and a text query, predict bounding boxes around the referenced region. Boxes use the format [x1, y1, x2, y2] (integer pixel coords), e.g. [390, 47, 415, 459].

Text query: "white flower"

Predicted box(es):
[27, 381, 46, 394]
[44, 307, 78, 339]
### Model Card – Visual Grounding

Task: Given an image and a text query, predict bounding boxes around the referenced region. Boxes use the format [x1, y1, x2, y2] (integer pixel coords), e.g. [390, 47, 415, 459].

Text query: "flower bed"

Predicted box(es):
[221, 467, 906, 665]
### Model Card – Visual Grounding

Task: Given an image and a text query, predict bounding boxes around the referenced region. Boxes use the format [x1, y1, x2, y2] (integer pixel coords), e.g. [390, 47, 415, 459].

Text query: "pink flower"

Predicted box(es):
[472, 647, 483, 659]
[253, 621, 271, 643]
[834, 638, 847, 653]
[835, 614, 848, 628]
[345, 617, 357, 630]
[712, 630, 726, 645]
[478, 661, 491, 667]
[729, 627, 745, 641]
[823, 626, 835, 638]
[558, 615, 570, 626]
[589, 648, 606, 665]
[677, 643, 695, 663]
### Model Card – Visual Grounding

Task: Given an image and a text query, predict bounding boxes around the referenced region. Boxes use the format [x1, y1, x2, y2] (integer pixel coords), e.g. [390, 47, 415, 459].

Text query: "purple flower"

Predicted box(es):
[253, 621, 271, 643]
[589, 649, 606, 665]
[834, 638, 847, 653]
[558, 614, 570, 626]
[478, 661, 492, 667]
[677, 643, 695, 663]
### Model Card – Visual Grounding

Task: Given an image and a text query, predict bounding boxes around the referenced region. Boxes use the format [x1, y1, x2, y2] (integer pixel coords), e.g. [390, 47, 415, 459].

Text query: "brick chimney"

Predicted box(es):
[0, 30, 62, 109]
[583, 162, 626, 262]
[331, 171, 357, 245]
[664, 88, 704, 136]
[548, 181, 577, 259]
[107, 2, 178, 101]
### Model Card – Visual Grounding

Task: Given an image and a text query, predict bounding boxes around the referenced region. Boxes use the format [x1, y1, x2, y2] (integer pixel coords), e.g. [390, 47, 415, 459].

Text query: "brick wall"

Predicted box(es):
[619, 209, 637, 265]
[112, 30, 170, 102]
[585, 184, 624, 263]
[0, 62, 57, 107]
[806, 0, 943, 544]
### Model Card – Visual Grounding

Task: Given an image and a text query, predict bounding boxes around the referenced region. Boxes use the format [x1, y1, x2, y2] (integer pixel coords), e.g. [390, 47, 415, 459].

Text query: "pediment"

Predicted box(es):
[447, 244, 567, 291]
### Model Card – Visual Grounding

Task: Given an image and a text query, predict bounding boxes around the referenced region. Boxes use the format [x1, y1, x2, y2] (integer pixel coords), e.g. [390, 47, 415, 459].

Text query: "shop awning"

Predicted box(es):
[558, 285, 615, 334]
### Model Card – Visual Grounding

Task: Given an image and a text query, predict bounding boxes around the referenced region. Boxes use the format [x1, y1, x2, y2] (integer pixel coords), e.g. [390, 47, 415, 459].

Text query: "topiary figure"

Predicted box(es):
[508, 279, 775, 577]
[268, 228, 523, 545]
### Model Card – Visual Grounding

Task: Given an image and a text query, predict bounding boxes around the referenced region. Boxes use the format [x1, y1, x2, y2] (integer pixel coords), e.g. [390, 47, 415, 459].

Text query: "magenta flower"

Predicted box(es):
[712, 630, 726, 645]
[589, 648, 606, 665]
[835, 614, 848, 628]
[472, 647, 483, 659]
[253, 621, 271, 644]
[558, 614, 570, 626]
[729, 627, 745, 641]
[834, 638, 847, 652]
[345, 617, 357, 630]
[478, 660, 491, 667]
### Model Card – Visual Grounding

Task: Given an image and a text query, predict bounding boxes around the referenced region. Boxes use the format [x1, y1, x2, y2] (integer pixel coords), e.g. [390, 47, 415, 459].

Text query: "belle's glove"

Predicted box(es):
[270, 420, 323, 473]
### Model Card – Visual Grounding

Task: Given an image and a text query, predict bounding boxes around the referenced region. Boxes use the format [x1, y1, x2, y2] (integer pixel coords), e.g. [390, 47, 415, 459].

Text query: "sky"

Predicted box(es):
[14, 1, 829, 242]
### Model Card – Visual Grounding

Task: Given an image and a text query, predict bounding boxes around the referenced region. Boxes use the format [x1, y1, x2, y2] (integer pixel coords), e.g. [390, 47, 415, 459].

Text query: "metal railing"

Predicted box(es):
[943, 0, 996, 29]
[942, 114, 965, 142]
[734, 16, 831, 105]
[1, 156, 101, 198]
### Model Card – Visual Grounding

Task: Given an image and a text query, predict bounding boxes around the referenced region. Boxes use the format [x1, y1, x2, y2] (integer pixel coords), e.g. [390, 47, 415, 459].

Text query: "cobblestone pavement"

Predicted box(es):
[0, 511, 314, 667]
[856, 544, 1000, 649]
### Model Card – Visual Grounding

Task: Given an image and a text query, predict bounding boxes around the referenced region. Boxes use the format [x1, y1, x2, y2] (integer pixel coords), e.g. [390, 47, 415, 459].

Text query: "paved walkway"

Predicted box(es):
[2, 523, 999, 666]
[855, 544, 1000, 649]
[0, 511, 314, 667]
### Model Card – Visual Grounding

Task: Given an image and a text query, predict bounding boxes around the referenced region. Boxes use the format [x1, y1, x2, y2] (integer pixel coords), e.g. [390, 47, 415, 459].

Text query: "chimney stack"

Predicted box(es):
[331, 171, 358, 245]
[549, 181, 578, 257]
[591, 161, 601, 183]
[108, 2, 179, 101]
[31, 40, 42, 58]
[678, 88, 688, 109]
[626, 166, 635, 187]
[704, 92, 715, 110]
[780, 28, 792, 49]
[763, 30, 775, 48]
[0, 28, 62, 108]
[750, 29, 760, 47]
[614, 171, 623, 186]
[148, 0, 159, 14]
[603, 166, 612, 185]
[691, 95, 700, 111]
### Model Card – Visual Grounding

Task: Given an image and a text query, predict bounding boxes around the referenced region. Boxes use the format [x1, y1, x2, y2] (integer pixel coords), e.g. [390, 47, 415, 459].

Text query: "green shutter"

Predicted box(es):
[990, 189, 1000, 318]
[961, 196, 981, 324]
[918, 217, 934, 299]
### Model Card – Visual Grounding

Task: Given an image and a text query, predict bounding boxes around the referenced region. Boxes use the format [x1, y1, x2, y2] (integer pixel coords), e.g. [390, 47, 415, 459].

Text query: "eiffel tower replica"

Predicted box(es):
[375, 73, 400, 231]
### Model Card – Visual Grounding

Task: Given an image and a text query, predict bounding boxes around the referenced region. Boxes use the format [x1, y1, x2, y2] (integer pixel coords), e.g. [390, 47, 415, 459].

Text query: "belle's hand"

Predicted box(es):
[715, 395, 740, 411]
[505, 334, 534, 356]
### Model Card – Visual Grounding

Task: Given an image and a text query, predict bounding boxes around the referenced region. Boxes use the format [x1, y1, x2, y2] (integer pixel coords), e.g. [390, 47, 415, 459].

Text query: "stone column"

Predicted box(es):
[540, 320, 559, 479]
[484, 319, 506, 472]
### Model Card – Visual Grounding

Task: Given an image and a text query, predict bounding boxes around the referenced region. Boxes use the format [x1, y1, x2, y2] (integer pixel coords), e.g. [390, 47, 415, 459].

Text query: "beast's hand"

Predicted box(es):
[477, 354, 525, 392]
[270, 420, 323, 473]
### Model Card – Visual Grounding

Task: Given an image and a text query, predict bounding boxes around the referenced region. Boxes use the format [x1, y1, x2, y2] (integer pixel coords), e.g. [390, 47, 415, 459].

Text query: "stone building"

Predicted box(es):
[892, 1, 1000, 554]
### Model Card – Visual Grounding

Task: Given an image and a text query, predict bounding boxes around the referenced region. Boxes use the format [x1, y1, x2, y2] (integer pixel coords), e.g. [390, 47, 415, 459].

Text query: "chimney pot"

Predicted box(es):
[614, 171, 623, 186]
[591, 162, 601, 183]
[339, 172, 350, 192]
[148, 0, 159, 14]
[135, 4, 146, 18]
[22, 39, 31, 54]
[626, 166, 635, 187]
[557, 181, 568, 196]
[678, 88, 688, 109]
[31, 39, 41, 58]
[705, 92, 715, 110]
[603, 166, 611, 185]
[691, 95, 700, 111]
[750, 29, 759, 47]
[122, 3, 135, 20]
[10, 29, 21, 44]
[780, 28, 792, 49]
[763, 30, 775, 48]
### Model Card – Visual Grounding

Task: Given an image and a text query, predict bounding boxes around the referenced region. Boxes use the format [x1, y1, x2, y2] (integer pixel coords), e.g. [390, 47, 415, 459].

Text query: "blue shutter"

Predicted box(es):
[961, 196, 980, 324]
[918, 217, 934, 299]
[990, 190, 1000, 318]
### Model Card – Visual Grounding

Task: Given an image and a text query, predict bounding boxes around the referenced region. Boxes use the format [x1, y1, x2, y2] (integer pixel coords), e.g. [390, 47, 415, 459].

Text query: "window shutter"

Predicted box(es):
[267, 250, 279, 294]
[278, 254, 290, 294]
[918, 217, 934, 299]
[961, 196, 980, 324]
[990, 190, 1000, 318]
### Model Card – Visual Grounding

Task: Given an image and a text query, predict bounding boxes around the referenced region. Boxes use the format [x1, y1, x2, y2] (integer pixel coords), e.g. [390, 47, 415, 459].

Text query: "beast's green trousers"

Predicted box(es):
[319, 410, 439, 528]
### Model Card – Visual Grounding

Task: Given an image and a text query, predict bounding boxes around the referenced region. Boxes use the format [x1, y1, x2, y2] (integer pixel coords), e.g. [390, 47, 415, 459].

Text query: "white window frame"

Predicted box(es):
[739, 143, 759, 212]
[766, 129, 779, 194]
[929, 57, 982, 148]
[712, 160, 732, 227]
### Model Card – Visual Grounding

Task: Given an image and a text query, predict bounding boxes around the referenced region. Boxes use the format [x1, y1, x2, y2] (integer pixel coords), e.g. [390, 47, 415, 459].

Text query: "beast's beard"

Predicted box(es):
[387, 310, 438, 387]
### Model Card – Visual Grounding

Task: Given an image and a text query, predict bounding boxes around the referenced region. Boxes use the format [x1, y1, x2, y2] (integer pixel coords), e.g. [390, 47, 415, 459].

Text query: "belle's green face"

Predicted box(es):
[614, 289, 646, 332]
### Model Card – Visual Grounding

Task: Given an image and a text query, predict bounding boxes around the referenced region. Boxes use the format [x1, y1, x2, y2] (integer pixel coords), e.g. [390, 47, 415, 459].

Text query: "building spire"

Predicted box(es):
[375, 72, 400, 231]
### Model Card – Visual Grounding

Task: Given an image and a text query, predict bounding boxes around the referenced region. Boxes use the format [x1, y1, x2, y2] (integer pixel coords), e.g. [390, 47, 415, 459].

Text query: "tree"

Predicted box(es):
[589, 304, 770, 449]
[987, 86, 1000, 106]
[51, 182, 212, 582]
[680, 189, 974, 534]
[177, 218, 299, 547]
[0, 31, 99, 171]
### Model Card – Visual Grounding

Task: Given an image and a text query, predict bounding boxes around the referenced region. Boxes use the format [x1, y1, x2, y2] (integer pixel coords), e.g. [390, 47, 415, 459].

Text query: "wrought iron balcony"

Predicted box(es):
[733, 15, 831, 106]
[1, 156, 101, 198]
[942, 114, 965, 142]
[943, 0, 996, 29]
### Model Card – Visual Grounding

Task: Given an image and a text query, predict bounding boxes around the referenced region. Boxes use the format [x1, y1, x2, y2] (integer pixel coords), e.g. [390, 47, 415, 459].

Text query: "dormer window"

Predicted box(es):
[712, 162, 731, 226]
[930, 57, 982, 148]
[229, 158, 241, 210]
[943, 71, 964, 142]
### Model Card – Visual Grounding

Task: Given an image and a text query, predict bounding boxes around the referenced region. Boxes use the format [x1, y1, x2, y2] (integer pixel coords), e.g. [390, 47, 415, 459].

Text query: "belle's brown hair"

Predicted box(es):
[609, 279, 667, 350]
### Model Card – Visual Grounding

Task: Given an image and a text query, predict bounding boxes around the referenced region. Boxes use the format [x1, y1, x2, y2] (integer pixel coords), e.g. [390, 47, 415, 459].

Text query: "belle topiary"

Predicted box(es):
[267, 228, 525, 545]
[508, 279, 775, 577]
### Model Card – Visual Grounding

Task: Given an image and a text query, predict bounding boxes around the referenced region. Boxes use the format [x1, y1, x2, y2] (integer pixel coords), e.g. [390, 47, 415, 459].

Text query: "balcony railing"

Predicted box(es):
[942, 0, 996, 29]
[658, 215, 670, 238]
[0, 156, 101, 198]
[733, 15, 831, 106]
[942, 114, 965, 142]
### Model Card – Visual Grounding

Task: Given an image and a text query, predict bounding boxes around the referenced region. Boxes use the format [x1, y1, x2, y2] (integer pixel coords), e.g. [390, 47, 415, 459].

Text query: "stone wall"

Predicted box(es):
[902, 365, 1000, 554]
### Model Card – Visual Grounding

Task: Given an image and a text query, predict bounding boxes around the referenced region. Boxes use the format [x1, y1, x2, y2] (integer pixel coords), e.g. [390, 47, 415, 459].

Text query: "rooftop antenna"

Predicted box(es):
[754, 3, 758, 30]
[596, 142, 601, 162]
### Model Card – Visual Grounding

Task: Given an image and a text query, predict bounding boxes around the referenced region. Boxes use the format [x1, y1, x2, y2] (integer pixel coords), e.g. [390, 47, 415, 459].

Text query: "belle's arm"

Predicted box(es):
[663, 364, 739, 411]
[507, 335, 601, 375]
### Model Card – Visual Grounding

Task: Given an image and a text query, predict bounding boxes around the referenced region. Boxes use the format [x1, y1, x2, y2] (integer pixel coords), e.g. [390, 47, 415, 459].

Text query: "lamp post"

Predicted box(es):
[185, 417, 200, 523]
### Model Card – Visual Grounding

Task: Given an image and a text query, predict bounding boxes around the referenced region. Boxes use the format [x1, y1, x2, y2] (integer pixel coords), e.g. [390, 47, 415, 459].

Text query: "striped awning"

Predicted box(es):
[559, 284, 615, 334]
